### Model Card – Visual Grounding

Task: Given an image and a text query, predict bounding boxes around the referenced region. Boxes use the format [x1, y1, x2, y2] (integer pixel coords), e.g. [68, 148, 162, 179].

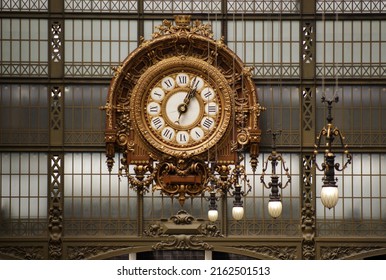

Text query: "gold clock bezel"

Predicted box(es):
[160, 86, 205, 131]
[131, 56, 233, 158]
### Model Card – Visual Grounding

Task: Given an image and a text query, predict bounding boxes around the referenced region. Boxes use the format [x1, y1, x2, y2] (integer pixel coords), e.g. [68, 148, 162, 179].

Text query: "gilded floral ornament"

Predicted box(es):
[152, 15, 214, 39]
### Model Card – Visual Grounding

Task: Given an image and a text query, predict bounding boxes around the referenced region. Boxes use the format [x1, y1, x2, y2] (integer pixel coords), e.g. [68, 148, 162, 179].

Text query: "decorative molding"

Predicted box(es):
[0, 246, 44, 260]
[321, 246, 383, 260]
[153, 235, 213, 251]
[144, 210, 223, 238]
[234, 245, 297, 260]
[67, 246, 128, 260]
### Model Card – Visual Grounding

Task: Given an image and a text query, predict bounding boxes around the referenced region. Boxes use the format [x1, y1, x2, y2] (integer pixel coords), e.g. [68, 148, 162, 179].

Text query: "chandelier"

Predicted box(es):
[260, 130, 291, 218]
[313, 95, 352, 209]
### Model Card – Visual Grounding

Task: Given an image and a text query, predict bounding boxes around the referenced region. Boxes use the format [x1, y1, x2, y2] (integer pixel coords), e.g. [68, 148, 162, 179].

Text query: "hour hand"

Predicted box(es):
[175, 103, 188, 124]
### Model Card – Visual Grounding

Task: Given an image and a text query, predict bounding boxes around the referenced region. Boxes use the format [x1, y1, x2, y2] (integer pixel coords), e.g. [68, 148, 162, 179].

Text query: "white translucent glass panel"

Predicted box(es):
[143, 181, 207, 221]
[64, 85, 107, 145]
[316, 153, 386, 222]
[258, 86, 300, 146]
[228, 20, 299, 77]
[0, 0, 48, 11]
[64, 0, 137, 12]
[316, 86, 386, 147]
[316, 20, 386, 77]
[0, 153, 48, 219]
[317, 0, 386, 13]
[0, 84, 49, 145]
[227, 0, 300, 13]
[64, 153, 136, 220]
[143, 19, 222, 41]
[143, 0, 222, 13]
[64, 19, 138, 77]
[0, 19, 48, 76]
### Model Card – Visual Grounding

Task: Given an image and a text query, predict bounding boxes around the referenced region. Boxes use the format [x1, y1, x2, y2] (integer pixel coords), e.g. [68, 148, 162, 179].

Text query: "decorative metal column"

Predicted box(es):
[48, 0, 64, 259]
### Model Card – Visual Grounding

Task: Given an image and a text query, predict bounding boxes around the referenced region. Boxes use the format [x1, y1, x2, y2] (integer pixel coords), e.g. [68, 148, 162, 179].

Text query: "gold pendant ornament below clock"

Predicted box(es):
[102, 15, 263, 206]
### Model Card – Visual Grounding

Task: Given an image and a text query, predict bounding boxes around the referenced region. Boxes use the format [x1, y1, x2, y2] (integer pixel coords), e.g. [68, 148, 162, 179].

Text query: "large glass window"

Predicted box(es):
[228, 20, 300, 78]
[64, 85, 107, 146]
[316, 20, 386, 78]
[64, 19, 138, 77]
[316, 153, 386, 236]
[63, 153, 137, 236]
[0, 153, 48, 237]
[0, 19, 48, 77]
[0, 84, 49, 145]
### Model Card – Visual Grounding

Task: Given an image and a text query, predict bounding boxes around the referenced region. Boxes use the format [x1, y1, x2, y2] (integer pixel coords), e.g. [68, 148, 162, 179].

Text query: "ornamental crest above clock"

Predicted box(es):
[102, 15, 263, 205]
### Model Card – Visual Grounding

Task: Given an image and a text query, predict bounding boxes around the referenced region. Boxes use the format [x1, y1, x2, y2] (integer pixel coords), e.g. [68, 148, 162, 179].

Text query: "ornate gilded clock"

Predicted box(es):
[132, 56, 232, 158]
[102, 15, 263, 206]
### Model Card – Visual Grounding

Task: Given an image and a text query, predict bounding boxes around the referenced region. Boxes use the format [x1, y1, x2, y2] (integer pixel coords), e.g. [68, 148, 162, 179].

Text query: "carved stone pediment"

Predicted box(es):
[144, 210, 222, 237]
[144, 210, 222, 251]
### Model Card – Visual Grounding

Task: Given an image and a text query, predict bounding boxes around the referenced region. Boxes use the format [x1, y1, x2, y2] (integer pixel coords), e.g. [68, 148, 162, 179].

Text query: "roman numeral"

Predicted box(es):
[163, 79, 173, 89]
[152, 117, 162, 129]
[149, 105, 158, 113]
[208, 105, 217, 113]
[178, 75, 187, 84]
[179, 134, 187, 143]
[153, 91, 161, 97]
[163, 128, 173, 139]
[203, 90, 212, 99]
[192, 78, 200, 89]
[202, 118, 214, 129]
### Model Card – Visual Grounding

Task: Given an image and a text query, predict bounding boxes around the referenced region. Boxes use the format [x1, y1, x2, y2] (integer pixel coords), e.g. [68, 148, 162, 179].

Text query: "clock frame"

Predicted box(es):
[131, 56, 233, 158]
[102, 15, 263, 204]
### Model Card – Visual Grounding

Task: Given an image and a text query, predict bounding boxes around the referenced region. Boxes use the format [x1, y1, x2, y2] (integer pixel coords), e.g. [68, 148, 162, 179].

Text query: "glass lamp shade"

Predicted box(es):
[321, 186, 339, 209]
[232, 206, 244, 220]
[268, 200, 282, 218]
[208, 209, 218, 222]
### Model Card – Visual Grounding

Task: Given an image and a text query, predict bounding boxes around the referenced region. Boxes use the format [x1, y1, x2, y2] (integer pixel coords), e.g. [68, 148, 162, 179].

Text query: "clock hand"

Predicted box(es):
[175, 77, 198, 124]
[175, 103, 187, 124]
[183, 76, 198, 106]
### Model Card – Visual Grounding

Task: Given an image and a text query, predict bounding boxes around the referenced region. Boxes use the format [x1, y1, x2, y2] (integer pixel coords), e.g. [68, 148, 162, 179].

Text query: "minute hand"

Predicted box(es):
[175, 85, 197, 124]
[183, 87, 196, 106]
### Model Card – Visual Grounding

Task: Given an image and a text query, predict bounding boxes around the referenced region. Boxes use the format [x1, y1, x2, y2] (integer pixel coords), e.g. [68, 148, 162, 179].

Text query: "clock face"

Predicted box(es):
[146, 73, 219, 147]
[131, 56, 233, 157]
